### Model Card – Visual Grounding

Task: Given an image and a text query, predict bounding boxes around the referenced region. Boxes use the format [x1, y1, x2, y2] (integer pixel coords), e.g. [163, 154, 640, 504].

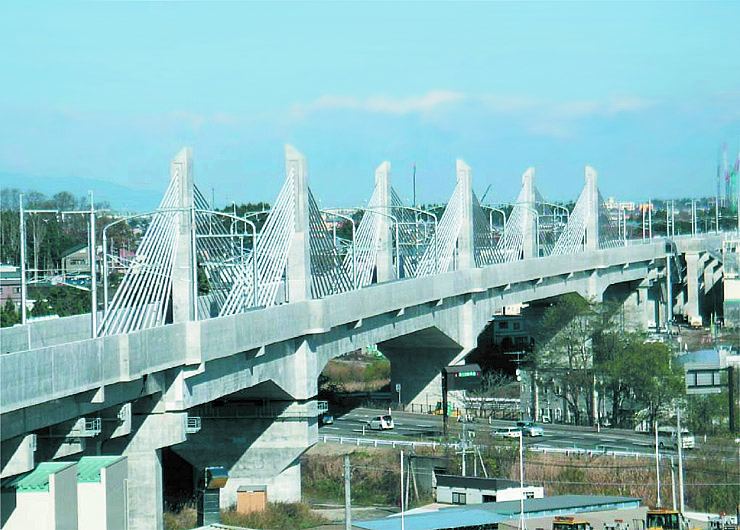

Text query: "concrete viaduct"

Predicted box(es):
[0, 147, 727, 529]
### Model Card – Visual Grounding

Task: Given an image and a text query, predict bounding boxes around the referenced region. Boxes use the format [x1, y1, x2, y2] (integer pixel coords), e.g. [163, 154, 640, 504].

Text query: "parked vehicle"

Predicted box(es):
[645, 507, 702, 530]
[493, 426, 521, 438]
[320, 413, 334, 425]
[367, 415, 394, 430]
[553, 516, 593, 530]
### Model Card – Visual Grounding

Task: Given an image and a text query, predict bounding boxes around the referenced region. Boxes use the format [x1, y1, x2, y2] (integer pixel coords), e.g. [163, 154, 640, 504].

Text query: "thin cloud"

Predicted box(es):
[294, 90, 467, 116]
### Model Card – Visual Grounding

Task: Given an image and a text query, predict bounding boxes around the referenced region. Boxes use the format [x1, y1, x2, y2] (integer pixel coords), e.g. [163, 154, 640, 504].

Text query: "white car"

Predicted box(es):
[368, 415, 394, 430]
[494, 427, 521, 438]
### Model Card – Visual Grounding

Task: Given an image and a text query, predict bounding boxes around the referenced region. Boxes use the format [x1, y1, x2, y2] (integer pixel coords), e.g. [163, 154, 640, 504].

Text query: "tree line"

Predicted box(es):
[528, 293, 702, 431]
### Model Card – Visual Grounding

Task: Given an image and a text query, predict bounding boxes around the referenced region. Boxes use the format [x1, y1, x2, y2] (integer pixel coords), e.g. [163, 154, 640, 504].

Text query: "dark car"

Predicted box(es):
[320, 413, 334, 425]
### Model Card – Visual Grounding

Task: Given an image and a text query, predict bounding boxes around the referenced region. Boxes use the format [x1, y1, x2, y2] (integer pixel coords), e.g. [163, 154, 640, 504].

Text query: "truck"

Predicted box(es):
[553, 516, 593, 530]
[657, 426, 695, 450]
[644, 507, 702, 530]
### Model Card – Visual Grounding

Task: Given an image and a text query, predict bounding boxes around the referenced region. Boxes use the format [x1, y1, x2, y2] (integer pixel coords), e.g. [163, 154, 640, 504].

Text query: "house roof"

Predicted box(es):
[3, 462, 74, 492]
[2, 456, 124, 491]
[355, 495, 642, 530]
[61, 244, 87, 258]
[76, 456, 125, 483]
[436, 474, 525, 490]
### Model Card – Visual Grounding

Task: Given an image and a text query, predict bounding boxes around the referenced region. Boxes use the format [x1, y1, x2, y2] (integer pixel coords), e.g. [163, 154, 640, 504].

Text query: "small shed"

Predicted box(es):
[1, 461, 78, 530]
[236, 485, 267, 514]
[436, 474, 544, 505]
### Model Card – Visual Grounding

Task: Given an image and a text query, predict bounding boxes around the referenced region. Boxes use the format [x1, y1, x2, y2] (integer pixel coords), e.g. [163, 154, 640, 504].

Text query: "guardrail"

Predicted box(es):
[529, 445, 651, 459]
[319, 434, 461, 450]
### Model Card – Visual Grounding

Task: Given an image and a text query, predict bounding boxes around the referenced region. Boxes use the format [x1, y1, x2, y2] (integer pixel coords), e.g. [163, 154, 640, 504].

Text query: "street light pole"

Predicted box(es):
[19, 196, 58, 325]
[519, 431, 526, 530]
[19, 195, 26, 324]
[62, 191, 100, 337]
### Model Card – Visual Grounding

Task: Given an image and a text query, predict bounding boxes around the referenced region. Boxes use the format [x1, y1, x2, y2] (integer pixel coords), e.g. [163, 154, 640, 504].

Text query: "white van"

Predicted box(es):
[658, 426, 695, 450]
[368, 415, 394, 430]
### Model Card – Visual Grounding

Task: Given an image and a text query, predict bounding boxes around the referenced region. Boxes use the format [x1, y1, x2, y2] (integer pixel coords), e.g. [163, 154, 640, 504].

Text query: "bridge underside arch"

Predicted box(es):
[377, 327, 466, 410]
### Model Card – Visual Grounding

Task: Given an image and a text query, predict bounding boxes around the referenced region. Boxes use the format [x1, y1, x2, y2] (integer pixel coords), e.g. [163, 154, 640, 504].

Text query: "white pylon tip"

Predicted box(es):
[522, 167, 535, 184]
[284, 144, 305, 161]
[456, 159, 471, 171]
[585, 165, 598, 184]
[375, 161, 391, 173]
[172, 147, 192, 163]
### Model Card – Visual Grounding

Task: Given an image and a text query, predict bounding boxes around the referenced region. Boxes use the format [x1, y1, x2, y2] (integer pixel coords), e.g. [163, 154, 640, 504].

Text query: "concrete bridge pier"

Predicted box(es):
[381, 294, 481, 411]
[684, 251, 702, 324]
[172, 406, 314, 509]
[102, 394, 189, 530]
[381, 328, 470, 412]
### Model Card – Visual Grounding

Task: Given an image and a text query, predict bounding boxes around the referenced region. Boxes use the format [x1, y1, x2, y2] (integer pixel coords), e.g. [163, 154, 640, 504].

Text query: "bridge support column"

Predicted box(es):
[457, 160, 475, 270]
[684, 252, 702, 325]
[521, 168, 537, 259]
[110, 395, 188, 530]
[126, 450, 164, 530]
[286, 145, 312, 302]
[172, 147, 197, 323]
[375, 161, 395, 282]
[172, 409, 314, 509]
[379, 322, 473, 412]
[585, 166, 599, 252]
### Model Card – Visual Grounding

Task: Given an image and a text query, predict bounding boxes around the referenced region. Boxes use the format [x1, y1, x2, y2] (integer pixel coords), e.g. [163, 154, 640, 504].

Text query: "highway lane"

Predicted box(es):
[319, 407, 691, 456]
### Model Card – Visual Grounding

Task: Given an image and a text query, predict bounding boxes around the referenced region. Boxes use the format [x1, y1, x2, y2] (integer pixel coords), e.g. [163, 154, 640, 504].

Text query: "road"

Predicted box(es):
[319, 407, 688, 456]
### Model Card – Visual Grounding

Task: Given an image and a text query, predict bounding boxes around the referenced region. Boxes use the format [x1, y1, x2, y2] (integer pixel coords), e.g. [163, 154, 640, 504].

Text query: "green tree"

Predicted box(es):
[531, 293, 598, 425]
[1, 296, 20, 327]
[595, 335, 683, 427]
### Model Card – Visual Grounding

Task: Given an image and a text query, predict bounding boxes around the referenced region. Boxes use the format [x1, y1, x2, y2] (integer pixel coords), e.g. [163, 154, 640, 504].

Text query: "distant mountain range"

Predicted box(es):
[0, 173, 163, 212]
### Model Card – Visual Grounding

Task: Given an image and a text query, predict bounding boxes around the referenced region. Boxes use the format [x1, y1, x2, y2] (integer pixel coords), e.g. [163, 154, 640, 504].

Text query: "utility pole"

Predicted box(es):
[677, 408, 685, 513]
[670, 456, 677, 509]
[344, 455, 351, 530]
[400, 451, 405, 530]
[655, 420, 662, 507]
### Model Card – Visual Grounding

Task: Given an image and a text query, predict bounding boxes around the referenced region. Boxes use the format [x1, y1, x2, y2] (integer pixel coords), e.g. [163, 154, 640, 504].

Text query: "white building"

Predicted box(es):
[435, 474, 544, 505]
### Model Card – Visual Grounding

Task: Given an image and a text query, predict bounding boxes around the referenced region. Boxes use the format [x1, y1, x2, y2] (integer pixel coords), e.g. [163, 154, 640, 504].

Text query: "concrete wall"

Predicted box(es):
[1, 313, 92, 354]
[1, 490, 54, 530]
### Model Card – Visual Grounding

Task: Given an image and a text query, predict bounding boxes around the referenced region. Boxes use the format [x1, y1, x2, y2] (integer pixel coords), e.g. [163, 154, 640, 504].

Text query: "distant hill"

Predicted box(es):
[0, 172, 163, 212]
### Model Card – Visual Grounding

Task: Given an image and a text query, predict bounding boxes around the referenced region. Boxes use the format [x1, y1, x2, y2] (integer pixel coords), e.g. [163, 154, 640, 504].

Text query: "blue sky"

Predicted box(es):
[2, 1, 740, 210]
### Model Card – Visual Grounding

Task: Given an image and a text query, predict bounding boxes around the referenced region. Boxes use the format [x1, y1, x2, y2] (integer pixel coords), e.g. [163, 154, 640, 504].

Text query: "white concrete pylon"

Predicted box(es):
[171, 147, 196, 324]
[375, 161, 395, 282]
[585, 166, 599, 251]
[285, 145, 312, 302]
[521, 167, 537, 259]
[456, 159, 475, 270]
